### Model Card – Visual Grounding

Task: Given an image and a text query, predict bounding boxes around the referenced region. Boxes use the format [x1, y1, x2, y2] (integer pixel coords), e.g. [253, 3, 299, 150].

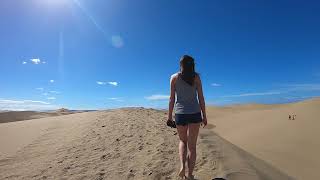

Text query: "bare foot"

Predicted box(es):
[186, 174, 195, 180]
[178, 167, 186, 179]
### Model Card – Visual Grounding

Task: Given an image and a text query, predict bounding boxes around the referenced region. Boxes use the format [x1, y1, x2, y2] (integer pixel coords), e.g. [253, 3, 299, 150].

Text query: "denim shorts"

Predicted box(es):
[175, 112, 203, 126]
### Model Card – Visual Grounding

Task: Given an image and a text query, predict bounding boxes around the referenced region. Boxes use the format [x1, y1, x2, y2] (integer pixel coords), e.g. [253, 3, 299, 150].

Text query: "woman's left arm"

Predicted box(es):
[196, 75, 207, 127]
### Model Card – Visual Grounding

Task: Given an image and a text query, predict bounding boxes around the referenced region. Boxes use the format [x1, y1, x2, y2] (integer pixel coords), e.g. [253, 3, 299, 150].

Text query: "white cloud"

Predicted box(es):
[108, 81, 118, 86]
[0, 99, 55, 111]
[0, 99, 25, 104]
[24, 100, 51, 105]
[97, 81, 118, 86]
[42, 61, 46, 64]
[96, 81, 107, 85]
[211, 83, 221, 87]
[223, 91, 281, 98]
[49, 80, 55, 83]
[30, 58, 41, 64]
[108, 97, 118, 100]
[107, 97, 124, 102]
[49, 91, 60, 94]
[47, 97, 56, 100]
[22, 61, 27, 64]
[41, 91, 60, 96]
[36, 87, 44, 91]
[145, 94, 170, 100]
[111, 35, 124, 48]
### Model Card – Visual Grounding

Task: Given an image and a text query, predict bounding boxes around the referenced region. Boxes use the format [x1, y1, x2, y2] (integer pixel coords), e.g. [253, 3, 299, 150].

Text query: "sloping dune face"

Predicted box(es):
[207, 98, 320, 179]
[0, 108, 293, 179]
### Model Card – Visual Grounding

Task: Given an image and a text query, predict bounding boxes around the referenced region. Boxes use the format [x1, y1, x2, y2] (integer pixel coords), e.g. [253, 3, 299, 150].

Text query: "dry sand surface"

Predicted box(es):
[0, 106, 294, 180]
[207, 98, 320, 179]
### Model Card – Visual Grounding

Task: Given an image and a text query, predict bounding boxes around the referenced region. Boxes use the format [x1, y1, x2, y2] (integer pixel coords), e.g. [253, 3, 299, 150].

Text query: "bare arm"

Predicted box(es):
[168, 75, 176, 120]
[196, 75, 207, 127]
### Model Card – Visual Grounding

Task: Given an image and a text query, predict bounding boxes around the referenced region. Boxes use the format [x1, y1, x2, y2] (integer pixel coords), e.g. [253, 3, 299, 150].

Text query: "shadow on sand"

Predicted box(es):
[199, 127, 294, 180]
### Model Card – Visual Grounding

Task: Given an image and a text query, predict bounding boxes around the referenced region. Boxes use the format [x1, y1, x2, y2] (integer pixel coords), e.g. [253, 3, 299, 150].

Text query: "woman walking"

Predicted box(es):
[167, 55, 207, 179]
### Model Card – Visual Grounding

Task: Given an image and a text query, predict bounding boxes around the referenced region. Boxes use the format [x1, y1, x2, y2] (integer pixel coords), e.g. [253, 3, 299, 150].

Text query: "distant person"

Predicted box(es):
[289, 115, 291, 120]
[167, 55, 207, 179]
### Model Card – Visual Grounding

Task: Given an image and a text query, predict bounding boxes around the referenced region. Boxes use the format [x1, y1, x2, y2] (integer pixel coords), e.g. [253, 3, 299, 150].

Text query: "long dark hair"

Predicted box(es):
[179, 55, 197, 86]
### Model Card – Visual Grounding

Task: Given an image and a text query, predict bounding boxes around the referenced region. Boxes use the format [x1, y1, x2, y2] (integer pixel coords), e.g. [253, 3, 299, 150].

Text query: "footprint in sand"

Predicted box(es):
[96, 172, 105, 180]
[100, 155, 107, 160]
[206, 124, 216, 129]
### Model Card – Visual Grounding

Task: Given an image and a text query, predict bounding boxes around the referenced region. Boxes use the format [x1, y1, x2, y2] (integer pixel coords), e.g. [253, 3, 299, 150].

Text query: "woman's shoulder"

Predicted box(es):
[194, 73, 201, 84]
[170, 72, 180, 80]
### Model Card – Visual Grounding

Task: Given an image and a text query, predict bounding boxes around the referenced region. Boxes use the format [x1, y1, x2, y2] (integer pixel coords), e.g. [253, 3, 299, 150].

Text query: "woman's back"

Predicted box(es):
[173, 72, 201, 114]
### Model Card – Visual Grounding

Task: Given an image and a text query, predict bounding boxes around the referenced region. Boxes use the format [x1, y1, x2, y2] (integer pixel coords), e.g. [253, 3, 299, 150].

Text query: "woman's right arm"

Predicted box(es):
[168, 75, 176, 120]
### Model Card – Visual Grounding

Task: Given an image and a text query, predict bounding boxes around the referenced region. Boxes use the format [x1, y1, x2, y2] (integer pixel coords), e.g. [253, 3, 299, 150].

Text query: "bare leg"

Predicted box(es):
[187, 123, 200, 179]
[177, 125, 188, 178]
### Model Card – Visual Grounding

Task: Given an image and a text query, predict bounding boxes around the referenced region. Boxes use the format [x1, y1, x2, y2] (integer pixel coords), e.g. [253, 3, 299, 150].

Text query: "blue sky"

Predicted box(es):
[1, 0, 320, 110]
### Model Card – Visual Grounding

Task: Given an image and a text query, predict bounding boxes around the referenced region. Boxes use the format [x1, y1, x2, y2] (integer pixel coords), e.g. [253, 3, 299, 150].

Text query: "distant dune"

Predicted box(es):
[0, 108, 86, 124]
[207, 97, 320, 179]
[0, 98, 318, 179]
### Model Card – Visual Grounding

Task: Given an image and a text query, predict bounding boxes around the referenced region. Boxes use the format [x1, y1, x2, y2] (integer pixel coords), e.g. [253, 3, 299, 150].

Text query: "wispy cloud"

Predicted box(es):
[49, 91, 60, 94]
[24, 58, 46, 65]
[30, 58, 41, 64]
[108, 81, 118, 86]
[0, 99, 56, 111]
[36, 87, 44, 91]
[108, 97, 119, 100]
[107, 97, 124, 102]
[0, 99, 49, 105]
[96, 81, 118, 86]
[211, 83, 221, 87]
[40, 90, 60, 96]
[47, 97, 56, 100]
[96, 81, 106, 85]
[49, 80, 55, 83]
[145, 94, 170, 100]
[223, 91, 281, 98]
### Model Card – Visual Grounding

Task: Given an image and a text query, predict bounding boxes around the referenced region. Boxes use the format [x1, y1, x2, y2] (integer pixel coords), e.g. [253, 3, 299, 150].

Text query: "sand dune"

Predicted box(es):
[0, 106, 296, 179]
[0, 109, 80, 124]
[207, 98, 320, 179]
